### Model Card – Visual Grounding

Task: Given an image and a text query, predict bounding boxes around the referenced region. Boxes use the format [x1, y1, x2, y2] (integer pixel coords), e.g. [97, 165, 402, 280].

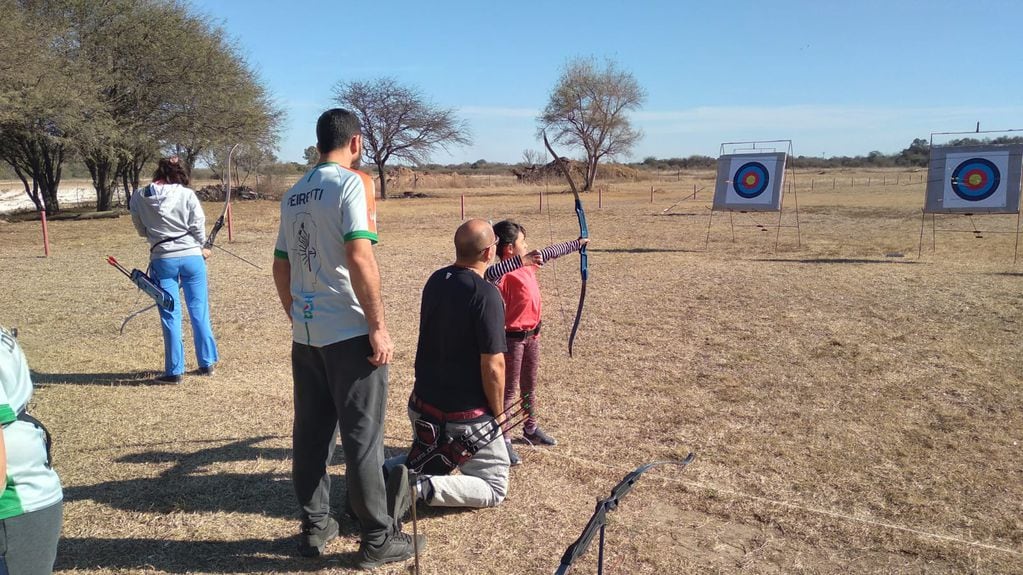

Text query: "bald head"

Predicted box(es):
[454, 219, 496, 264]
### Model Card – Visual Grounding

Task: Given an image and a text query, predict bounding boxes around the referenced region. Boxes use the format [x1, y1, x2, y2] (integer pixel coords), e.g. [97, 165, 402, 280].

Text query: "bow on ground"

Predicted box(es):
[542, 131, 588, 357]
[554, 453, 696, 574]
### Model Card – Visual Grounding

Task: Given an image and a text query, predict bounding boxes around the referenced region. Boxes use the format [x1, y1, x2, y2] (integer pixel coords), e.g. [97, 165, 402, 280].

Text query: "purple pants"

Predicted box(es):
[504, 334, 541, 434]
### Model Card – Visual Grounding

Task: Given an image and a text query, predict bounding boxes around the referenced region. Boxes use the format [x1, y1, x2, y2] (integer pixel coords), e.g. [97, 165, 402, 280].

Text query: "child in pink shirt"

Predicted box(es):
[491, 219, 587, 465]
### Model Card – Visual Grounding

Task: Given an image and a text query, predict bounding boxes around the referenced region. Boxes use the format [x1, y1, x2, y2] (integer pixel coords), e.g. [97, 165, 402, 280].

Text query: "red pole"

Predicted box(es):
[460, 194, 465, 219]
[40, 209, 50, 257]
[226, 202, 234, 242]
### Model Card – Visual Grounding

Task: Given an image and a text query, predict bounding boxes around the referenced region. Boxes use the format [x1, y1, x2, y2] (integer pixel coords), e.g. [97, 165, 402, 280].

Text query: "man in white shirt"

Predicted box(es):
[273, 108, 421, 568]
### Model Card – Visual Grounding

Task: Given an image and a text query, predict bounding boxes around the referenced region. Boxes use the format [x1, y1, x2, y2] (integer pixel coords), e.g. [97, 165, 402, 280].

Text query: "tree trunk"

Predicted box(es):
[375, 162, 388, 200]
[584, 156, 599, 191]
[85, 154, 117, 212]
[39, 143, 64, 213]
[12, 165, 43, 212]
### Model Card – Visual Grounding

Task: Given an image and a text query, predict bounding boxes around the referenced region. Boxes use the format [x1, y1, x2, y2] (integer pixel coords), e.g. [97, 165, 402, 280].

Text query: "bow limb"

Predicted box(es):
[555, 453, 696, 574]
[204, 143, 239, 252]
[542, 131, 588, 357]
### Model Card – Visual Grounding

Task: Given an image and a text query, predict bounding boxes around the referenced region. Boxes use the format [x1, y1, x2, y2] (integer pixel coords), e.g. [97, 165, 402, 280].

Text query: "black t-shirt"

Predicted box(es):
[413, 265, 507, 412]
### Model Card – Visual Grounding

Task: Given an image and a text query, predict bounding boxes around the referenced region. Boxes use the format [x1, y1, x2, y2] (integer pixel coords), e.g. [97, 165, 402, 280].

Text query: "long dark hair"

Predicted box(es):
[152, 156, 189, 186]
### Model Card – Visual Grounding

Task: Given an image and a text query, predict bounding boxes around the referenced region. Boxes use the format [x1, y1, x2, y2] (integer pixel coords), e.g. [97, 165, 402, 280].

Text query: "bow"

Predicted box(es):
[554, 453, 696, 574]
[542, 131, 588, 357]
[204, 143, 260, 269]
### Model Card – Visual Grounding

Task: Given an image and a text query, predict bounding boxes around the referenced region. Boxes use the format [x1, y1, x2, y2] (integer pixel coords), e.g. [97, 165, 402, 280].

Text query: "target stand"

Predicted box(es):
[917, 130, 1023, 262]
[705, 140, 801, 250]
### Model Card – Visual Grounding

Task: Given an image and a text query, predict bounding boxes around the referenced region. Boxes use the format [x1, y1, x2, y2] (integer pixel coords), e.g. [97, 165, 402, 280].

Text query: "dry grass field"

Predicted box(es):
[0, 168, 1021, 574]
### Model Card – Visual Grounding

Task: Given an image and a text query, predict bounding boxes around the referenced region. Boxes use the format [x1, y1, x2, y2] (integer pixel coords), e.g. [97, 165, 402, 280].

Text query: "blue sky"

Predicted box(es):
[193, 0, 1022, 164]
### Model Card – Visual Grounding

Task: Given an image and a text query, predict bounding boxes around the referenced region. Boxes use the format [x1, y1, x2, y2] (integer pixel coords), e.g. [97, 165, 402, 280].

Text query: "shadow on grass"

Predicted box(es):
[66, 436, 411, 516]
[752, 257, 921, 265]
[56, 535, 372, 573]
[31, 370, 163, 387]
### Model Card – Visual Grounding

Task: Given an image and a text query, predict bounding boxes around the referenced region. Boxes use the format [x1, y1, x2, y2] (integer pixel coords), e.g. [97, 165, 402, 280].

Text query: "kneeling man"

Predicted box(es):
[388, 219, 511, 511]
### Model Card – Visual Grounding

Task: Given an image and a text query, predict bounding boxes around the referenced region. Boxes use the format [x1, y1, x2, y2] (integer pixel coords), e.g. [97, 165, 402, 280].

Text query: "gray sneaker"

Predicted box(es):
[356, 529, 425, 569]
[297, 517, 339, 557]
[386, 464, 412, 524]
[524, 426, 557, 446]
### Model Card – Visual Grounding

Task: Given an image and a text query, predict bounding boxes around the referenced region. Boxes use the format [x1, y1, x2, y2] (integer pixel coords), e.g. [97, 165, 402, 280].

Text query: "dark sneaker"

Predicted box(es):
[524, 426, 557, 446]
[197, 365, 215, 376]
[386, 464, 412, 524]
[154, 374, 182, 384]
[297, 517, 339, 558]
[356, 529, 424, 569]
[506, 442, 522, 466]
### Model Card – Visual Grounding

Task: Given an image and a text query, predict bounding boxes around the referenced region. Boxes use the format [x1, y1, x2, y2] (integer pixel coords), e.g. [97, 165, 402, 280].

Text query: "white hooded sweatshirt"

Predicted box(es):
[130, 182, 207, 259]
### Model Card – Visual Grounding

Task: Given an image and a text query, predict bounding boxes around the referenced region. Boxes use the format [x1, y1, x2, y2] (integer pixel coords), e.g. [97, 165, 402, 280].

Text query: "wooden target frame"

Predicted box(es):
[705, 140, 801, 250]
[918, 129, 1023, 262]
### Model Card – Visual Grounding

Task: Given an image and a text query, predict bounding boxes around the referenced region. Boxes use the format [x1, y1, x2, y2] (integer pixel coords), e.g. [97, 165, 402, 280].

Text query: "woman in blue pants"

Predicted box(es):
[130, 157, 218, 383]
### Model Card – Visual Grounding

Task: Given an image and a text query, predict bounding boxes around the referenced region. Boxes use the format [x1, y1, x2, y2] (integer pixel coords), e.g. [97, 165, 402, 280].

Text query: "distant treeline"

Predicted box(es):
[5, 136, 1022, 183]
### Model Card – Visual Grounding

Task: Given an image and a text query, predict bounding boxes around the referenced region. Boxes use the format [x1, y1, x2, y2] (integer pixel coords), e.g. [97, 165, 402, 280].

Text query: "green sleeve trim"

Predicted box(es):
[274, 249, 289, 260]
[0, 404, 15, 426]
[0, 481, 24, 520]
[344, 231, 378, 244]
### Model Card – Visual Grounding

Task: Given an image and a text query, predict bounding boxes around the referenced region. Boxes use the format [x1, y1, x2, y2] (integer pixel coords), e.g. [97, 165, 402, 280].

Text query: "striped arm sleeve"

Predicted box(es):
[484, 255, 523, 283]
[539, 240, 582, 263]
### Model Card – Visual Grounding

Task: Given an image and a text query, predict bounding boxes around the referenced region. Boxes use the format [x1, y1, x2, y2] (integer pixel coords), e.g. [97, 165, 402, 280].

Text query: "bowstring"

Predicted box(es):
[543, 152, 569, 329]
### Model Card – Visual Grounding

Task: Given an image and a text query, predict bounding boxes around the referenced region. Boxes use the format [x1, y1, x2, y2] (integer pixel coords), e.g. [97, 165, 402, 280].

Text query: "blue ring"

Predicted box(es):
[732, 162, 770, 199]
[951, 158, 1000, 201]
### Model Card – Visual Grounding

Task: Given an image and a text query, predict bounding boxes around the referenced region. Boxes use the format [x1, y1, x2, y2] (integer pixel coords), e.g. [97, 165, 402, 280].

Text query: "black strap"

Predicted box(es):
[150, 232, 191, 253]
[14, 409, 53, 468]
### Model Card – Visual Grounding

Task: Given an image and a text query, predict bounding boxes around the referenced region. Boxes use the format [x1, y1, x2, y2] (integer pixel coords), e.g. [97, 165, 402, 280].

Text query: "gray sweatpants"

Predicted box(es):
[386, 407, 510, 508]
[292, 337, 391, 546]
[0, 500, 62, 575]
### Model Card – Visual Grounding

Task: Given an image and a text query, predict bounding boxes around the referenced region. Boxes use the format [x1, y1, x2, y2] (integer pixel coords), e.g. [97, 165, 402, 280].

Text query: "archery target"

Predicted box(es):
[733, 162, 771, 198]
[713, 152, 787, 211]
[951, 158, 999, 201]
[924, 144, 1023, 213]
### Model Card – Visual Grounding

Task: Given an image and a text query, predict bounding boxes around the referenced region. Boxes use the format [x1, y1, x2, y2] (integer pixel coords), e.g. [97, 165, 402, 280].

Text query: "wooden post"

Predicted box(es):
[40, 209, 50, 257]
[833, 177, 836, 189]
[693, 183, 697, 199]
[598, 187, 602, 208]
[650, 185, 654, 203]
[460, 194, 464, 219]
[539, 190, 543, 213]
[811, 178, 814, 191]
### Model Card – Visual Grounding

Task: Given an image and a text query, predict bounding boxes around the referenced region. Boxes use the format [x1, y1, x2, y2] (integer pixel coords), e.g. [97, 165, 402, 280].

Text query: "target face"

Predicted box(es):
[950, 158, 1000, 201]
[732, 162, 770, 198]
[923, 146, 1023, 213]
[713, 152, 787, 211]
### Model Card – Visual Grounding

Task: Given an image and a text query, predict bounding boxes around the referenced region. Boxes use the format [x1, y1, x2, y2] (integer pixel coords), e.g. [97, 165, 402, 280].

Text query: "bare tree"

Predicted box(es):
[333, 78, 471, 199]
[538, 57, 645, 191]
[521, 148, 544, 167]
